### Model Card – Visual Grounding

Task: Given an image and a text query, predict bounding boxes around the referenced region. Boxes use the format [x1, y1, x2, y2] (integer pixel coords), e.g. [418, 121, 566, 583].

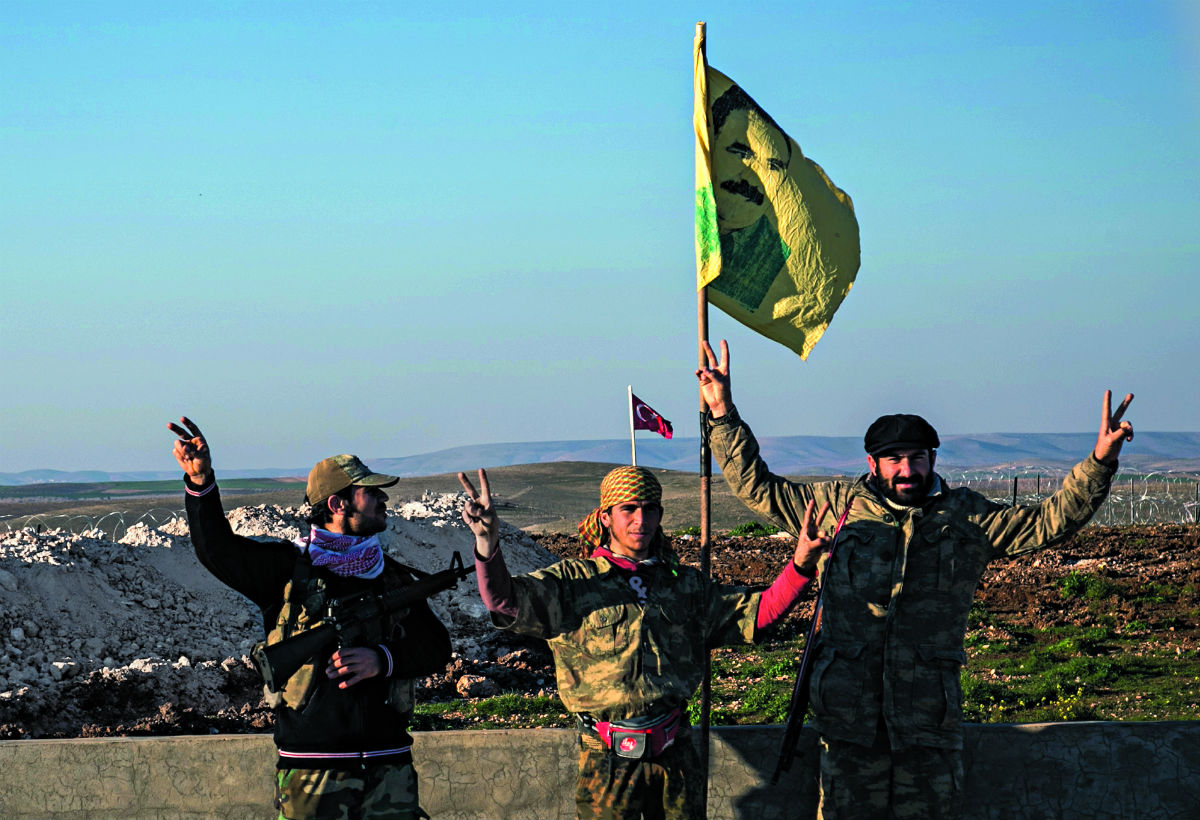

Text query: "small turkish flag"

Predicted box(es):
[631, 393, 673, 439]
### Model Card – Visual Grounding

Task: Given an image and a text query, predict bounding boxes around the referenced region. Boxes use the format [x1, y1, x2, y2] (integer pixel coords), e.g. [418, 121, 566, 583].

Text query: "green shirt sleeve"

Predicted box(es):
[708, 405, 846, 534]
[705, 581, 761, 647]
[492, 561, 578, 638]
[972, 455, 1117, 558]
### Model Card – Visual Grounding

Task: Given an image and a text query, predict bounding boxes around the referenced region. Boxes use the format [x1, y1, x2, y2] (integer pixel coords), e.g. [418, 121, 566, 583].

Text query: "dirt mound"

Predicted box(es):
[978, 524, 1200, 636]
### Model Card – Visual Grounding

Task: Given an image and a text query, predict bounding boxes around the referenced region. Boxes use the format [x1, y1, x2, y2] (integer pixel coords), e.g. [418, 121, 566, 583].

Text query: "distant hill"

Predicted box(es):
[2, 432, 1196, 486]
[368, 432, 1196, 478]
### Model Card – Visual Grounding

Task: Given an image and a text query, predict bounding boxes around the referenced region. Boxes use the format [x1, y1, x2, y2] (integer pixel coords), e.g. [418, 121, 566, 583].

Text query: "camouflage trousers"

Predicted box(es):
[817, 729, 963, 820]
[274, 762, 427, 820]
[575, 729, 705, 819]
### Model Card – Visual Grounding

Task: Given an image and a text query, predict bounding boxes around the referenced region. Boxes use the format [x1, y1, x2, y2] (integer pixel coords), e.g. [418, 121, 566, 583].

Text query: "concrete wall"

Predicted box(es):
[1, 722, 1197, 819]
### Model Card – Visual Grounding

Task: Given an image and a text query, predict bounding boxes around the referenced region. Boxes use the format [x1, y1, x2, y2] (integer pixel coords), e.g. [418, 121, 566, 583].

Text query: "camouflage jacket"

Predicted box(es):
[495, 554, 760, 722]
[708, 406, 1116, 750]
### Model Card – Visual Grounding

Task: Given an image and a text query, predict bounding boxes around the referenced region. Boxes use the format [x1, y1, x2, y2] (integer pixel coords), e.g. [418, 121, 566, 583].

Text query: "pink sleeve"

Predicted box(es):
[755, 562, 815, 631]
[475, 545, 518, 619]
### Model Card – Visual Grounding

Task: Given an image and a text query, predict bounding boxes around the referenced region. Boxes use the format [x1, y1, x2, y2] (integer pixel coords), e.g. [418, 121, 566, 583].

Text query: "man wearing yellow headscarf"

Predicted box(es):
[460, 465, 828, 819]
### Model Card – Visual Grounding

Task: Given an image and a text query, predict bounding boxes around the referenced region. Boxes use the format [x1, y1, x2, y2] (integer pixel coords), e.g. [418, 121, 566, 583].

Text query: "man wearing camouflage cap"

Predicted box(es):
[168, 418, 450, 820]
[459, 464, 830, 819]
[696, 340, 1134, 819]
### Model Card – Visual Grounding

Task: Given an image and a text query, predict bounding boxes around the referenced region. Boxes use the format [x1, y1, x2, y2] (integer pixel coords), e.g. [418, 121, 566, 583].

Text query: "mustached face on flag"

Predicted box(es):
[631, 393, 673, 439]
[694, 28, 860, 360]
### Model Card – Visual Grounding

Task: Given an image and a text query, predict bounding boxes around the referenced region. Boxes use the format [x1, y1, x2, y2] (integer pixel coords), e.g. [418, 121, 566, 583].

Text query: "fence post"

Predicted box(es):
[1011, 476, 1018, 507]
[1129, 476, 1135, 525]
[1036, 473, 1041, 497]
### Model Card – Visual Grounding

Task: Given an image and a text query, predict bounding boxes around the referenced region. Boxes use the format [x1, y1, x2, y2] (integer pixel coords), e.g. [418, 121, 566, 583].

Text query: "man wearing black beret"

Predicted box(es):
[696, 340, 1134, 820]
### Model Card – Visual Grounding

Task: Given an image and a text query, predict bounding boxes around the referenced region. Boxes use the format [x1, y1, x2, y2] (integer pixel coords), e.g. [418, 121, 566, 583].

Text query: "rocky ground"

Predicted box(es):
[0, 494, 1195, 738]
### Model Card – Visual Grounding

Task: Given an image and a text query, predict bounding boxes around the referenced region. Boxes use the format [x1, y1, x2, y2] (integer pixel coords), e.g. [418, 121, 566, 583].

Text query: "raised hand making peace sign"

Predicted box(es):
[794, 499, 833, 574]
[459, 469, 500, 558]
[167, 416, 213, 485]
[1093, 390, 1135, 465]
[696, 339, 732, 417]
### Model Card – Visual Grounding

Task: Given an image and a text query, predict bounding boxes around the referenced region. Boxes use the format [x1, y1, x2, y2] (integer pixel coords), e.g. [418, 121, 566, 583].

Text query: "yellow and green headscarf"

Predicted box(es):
[577, 466, 663, 548]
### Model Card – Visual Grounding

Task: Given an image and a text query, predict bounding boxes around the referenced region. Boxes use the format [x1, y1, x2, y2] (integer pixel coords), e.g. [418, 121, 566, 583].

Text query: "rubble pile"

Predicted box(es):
[0, 491, 557, 738]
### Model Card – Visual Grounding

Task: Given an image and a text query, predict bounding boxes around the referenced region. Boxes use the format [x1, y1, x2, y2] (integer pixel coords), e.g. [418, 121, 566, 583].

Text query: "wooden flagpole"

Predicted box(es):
[695, 19, 712, 817]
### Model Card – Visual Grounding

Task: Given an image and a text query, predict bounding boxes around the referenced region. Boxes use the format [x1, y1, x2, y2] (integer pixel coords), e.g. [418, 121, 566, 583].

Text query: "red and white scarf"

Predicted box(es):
[295, 526, 385, 579]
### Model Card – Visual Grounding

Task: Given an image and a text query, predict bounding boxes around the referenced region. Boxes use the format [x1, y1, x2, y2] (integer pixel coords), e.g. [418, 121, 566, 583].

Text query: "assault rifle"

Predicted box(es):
[771, 509, 849, 785]
[252, 551, 472, 693]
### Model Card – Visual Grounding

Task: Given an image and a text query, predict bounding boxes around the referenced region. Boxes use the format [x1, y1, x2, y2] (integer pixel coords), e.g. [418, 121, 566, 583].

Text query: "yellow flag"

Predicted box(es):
[694, 27, 860, 360]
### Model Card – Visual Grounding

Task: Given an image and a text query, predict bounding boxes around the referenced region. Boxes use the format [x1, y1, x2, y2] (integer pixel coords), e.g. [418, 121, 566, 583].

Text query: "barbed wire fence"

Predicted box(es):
[949, 467, 1200, 526]
[0, 508, 185, 540]
[1, 471, 1197, 537]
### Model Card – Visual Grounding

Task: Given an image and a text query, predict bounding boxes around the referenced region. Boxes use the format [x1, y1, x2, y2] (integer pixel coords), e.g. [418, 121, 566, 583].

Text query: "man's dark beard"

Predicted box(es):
[874, 471, 934, 505]
[347, 520, 386, 536]
[344, 506, 388, 537]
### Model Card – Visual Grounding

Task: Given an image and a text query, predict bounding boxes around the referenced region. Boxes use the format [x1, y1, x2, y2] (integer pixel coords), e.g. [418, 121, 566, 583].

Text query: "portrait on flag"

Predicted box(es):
[695, 34, 861, 360]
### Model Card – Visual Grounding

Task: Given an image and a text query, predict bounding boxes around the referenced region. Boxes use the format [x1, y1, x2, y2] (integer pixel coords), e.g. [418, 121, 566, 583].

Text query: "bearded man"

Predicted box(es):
[695, 340, 1134, 820]
[168, 417, 450, 820]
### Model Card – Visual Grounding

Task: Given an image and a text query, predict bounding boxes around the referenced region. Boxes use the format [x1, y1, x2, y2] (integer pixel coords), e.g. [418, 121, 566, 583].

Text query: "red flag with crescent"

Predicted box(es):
[631, 393, 673, 439]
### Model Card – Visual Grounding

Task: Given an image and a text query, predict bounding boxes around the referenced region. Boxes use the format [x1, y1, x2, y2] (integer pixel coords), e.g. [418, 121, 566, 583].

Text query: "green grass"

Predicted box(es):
[1132, 582, 1183, 605]
[728, 520, 781, 537]
[962, 615, 1200, 723]
[1060, 571, 1116, 601]
[430, 619, 1200, 729]
[692, 643, 806, 726]
[413, 693, 572, 729]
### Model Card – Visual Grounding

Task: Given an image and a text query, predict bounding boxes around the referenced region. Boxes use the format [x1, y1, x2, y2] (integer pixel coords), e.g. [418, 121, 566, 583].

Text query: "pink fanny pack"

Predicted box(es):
[584, 707, 683, 759]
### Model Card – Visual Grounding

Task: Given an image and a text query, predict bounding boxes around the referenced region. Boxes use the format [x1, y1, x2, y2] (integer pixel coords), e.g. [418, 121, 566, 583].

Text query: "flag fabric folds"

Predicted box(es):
[631, 393, 673, 439]
[694, 27, 860, 360]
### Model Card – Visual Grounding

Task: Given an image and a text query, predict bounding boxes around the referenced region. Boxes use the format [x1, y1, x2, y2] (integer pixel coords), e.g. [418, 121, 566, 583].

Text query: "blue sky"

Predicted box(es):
[2, 1, 1197, 473]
